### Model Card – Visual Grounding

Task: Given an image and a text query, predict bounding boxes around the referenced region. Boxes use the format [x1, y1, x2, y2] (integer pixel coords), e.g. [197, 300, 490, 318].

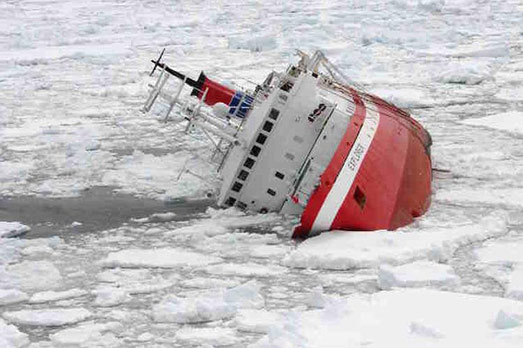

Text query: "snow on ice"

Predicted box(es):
[461, 111, 523, 135]
[436, 188, 523, 209]
[29, 289, 87, 304]
[234, 309, 283, 334]
[284, 213, 507, 270]
[475, 237, 523, 302]
[368, 87, 434, 108]
[378, 260, 460, 290]
[251, 289, 523, 348]
[0, 289, 29, 306]
[153, 280, 264, 324]
[92, 285, 131, 307]
[0, 318, 29, 348]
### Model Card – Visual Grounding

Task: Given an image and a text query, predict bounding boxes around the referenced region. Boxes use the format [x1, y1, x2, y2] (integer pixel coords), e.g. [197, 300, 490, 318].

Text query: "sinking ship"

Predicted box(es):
[143, 50, 432, 238]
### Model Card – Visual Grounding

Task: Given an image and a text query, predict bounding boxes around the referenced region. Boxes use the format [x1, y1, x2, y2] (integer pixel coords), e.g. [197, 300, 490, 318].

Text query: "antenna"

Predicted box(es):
[142, 52, 245, 163]
[150, 48, 166, 76]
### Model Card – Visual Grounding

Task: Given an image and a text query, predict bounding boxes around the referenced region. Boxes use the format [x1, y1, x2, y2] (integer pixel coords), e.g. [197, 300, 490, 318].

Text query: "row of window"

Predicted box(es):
[224, 107, 285, 209]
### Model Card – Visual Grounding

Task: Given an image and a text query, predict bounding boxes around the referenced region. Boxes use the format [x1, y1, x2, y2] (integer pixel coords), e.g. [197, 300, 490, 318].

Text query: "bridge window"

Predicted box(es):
[267, 188, 276, 196]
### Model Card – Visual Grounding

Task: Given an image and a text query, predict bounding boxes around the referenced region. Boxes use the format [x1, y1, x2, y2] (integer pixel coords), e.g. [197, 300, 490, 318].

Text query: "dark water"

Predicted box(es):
[0, 186, 213, 238]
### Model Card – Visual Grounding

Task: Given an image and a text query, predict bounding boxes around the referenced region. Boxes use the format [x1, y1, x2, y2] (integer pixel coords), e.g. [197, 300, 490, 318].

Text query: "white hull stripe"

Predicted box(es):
[311, 98, 380, 232]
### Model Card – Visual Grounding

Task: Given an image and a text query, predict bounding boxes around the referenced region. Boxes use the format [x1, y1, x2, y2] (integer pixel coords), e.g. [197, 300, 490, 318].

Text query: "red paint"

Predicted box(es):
[293, 90, 432, 238]
[197, 76, 236, 106]
[293, 88, 366, 238]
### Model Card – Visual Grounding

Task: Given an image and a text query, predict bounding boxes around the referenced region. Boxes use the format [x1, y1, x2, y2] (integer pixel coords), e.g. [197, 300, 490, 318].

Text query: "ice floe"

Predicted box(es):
[101, 248, 222, 268]
[378, 260, 460, 290]
[2, 260, 63, 291]
[234, 309, 283, 334]
[369, 87, 434, 108]
[93, 285, 131, 307]
[475, 238, 523, 301]
[284, 214, 507, 270]
[251, 289, 523, 348]
[0, 289, 28, 306]
[3, 308, 92, 327]
[153, 280, 263, 323]
[0, 318, 29, 348]
[29, 289, 87, 304]
[435, 61, 493, 85]
[0, 222, 30, 238]
[496, 86, 523, 101]
[205, 262, 288, 277]
[461, 111, 523, 135]
[180, 277, 241, 289]
[96, 268, 175, 295]
[228, 34, 277, 52]
[0, 43, 131, 63]
[102, 151, 214, 200]
[50, 321, 123, 347]
[435, 189, 523, 209]
[506, 267, 523, 301]
[20, 244, 55, 256]
[132, 212, 177, 223]
[176, 327, 239, 346]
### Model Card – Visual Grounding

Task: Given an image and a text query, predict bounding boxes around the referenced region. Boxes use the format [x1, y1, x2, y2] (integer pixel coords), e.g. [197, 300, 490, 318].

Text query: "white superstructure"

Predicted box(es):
[143, 51, 359, 216]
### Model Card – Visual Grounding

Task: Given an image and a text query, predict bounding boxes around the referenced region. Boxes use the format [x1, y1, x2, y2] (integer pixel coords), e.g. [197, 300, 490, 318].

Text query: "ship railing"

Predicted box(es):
[142, 63, 244, 153]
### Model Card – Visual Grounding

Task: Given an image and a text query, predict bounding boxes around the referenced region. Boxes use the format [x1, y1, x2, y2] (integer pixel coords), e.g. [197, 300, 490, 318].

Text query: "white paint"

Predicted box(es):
[311, 98, 380, 233]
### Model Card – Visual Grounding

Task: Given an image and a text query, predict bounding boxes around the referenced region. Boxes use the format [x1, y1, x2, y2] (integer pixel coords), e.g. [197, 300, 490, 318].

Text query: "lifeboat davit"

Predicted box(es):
[143, 50, 432, 238]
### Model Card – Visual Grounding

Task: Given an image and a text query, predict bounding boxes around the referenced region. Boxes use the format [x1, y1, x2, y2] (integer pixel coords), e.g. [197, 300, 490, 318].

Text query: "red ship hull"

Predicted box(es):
[293, 88, 432, 238]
